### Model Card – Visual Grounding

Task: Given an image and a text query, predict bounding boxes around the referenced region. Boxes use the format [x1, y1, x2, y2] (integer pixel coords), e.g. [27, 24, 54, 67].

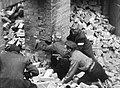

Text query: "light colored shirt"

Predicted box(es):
[70, 50, 93, 71]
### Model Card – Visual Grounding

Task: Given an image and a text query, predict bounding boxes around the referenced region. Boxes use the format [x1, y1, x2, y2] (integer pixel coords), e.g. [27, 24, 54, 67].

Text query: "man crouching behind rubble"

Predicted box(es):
[62, 41, 110, 87]
[0, 44, 39, 88]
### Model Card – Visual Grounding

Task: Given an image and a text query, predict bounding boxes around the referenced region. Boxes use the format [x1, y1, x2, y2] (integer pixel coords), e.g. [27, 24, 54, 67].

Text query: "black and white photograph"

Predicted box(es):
[0, 0, 120, 88]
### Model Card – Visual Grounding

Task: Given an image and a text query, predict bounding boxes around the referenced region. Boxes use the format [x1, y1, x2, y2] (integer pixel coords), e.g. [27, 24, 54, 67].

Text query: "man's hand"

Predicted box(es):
[61, 77, 66, 84]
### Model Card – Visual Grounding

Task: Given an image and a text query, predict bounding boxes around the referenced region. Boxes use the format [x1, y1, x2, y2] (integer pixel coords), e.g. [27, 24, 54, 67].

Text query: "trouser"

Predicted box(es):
[24, 79, 37, 88]
[77, 61, 108, 84]
[29, 83, 37, 88]
[51, 56, 70, 80]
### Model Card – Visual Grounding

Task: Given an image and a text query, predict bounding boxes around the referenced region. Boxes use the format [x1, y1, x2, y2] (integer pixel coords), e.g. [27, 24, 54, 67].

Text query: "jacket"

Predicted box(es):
[0, 51, 39, 88]
[67, 30, 95, 60]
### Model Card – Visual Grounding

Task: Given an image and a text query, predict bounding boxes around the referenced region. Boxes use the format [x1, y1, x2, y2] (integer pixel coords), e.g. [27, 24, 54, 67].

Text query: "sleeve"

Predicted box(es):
[53, 42, 69, 57]
[34, 41, 56, 52]
[81, 40, 96, 60]
[75, 31, 87, 50]
[35, 41, 69, 57]
[44, 43, 56, 51]
[34, 41, 48, 51]
[62, 60, 79, 83]
[76, 31, 96, 60]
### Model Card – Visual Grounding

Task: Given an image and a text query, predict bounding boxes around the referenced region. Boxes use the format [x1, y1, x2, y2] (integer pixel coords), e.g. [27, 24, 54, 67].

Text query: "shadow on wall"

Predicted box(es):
[109, 0, 120, 36]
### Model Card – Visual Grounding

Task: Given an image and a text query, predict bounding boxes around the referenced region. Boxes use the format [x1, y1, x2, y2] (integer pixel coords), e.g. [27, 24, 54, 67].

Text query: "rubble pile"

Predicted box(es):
[0, 2, 25, 49]
[70, 0, 120, 87]
[31, 67, 100, 88]
[32, 1, 120, 88]
[26, 1, 120, 88]
[1, 0, 120, 88]
[31, 1, 120, 87]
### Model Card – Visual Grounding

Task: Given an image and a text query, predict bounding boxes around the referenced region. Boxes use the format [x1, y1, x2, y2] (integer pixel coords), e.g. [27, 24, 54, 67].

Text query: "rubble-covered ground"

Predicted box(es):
[67, 1, 120, 88]
[1, 0, 120, 88]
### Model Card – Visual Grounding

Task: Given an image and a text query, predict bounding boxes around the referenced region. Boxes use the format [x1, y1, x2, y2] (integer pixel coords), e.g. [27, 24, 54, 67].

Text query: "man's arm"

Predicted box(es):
[62, 60, 79, 83]
[75, 30, 86, 50]
[34, 41, 55, 52]
[35, 41, 69, 57]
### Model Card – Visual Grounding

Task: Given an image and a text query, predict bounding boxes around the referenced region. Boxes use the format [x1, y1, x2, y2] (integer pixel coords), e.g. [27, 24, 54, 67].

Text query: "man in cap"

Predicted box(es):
[62, 40, 109, 87]
[0, 44, 39, 88]
[63, 21, 110, 86]
[34, 34, 70, 80]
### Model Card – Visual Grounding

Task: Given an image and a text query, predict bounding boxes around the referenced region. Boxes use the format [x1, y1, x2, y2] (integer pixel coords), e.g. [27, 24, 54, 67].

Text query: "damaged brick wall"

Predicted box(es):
[24, 0, 70, 62]
[0, 0, 70, 63]
[51, 0, 70, 42]
[109, 0, 120, 36]
[24, 0, 52, 61]
[24, 0, 52, 42]
[0, 1, 5, 49]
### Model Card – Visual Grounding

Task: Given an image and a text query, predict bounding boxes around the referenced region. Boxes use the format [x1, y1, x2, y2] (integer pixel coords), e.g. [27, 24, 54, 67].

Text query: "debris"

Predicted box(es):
[1, 0, 120, 88]
[69, 0, 120, 87]
[0, 2, 25, 50]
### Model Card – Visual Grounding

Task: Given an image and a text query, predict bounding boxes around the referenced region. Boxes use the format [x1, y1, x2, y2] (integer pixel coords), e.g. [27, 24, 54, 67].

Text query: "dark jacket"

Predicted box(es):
[0, 51, 39, 88]
[36, 41, 69, 57]
[67, 30, 95, 60]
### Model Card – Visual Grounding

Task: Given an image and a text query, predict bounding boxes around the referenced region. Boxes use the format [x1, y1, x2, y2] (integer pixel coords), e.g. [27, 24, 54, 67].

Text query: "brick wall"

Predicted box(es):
[24, 0, 52, 42]
[24, 0, 52, 61]
[51, 0, 70, 42]
[24, 0, 70, 61]
[0, 1, 5, 50]
[109, 0, 120, 36]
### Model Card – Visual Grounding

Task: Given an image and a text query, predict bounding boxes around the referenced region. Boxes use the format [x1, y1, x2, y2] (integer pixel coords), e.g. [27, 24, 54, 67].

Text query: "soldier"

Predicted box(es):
[62, 41, 109, 87]
[67, 23, 96, 61]
[34, 37, 70, 80]
[0, 44, 39, 88]
[62, 22, 110, 87]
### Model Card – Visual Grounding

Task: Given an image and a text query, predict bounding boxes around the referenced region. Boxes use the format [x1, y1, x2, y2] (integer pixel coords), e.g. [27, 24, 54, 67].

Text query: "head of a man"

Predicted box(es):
[70, 22, 79, 35]
[5, 44, 22, 53]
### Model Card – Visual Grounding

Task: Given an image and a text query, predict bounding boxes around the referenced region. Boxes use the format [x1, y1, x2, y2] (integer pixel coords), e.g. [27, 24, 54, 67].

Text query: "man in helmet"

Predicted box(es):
[67, 23, 96, 61]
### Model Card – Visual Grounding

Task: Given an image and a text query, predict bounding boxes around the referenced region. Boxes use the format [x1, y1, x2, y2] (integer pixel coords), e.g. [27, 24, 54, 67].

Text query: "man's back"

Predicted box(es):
[0, 51, 29, 88]
[70, 50, 92, 71]
[0, 51, 27, 79]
